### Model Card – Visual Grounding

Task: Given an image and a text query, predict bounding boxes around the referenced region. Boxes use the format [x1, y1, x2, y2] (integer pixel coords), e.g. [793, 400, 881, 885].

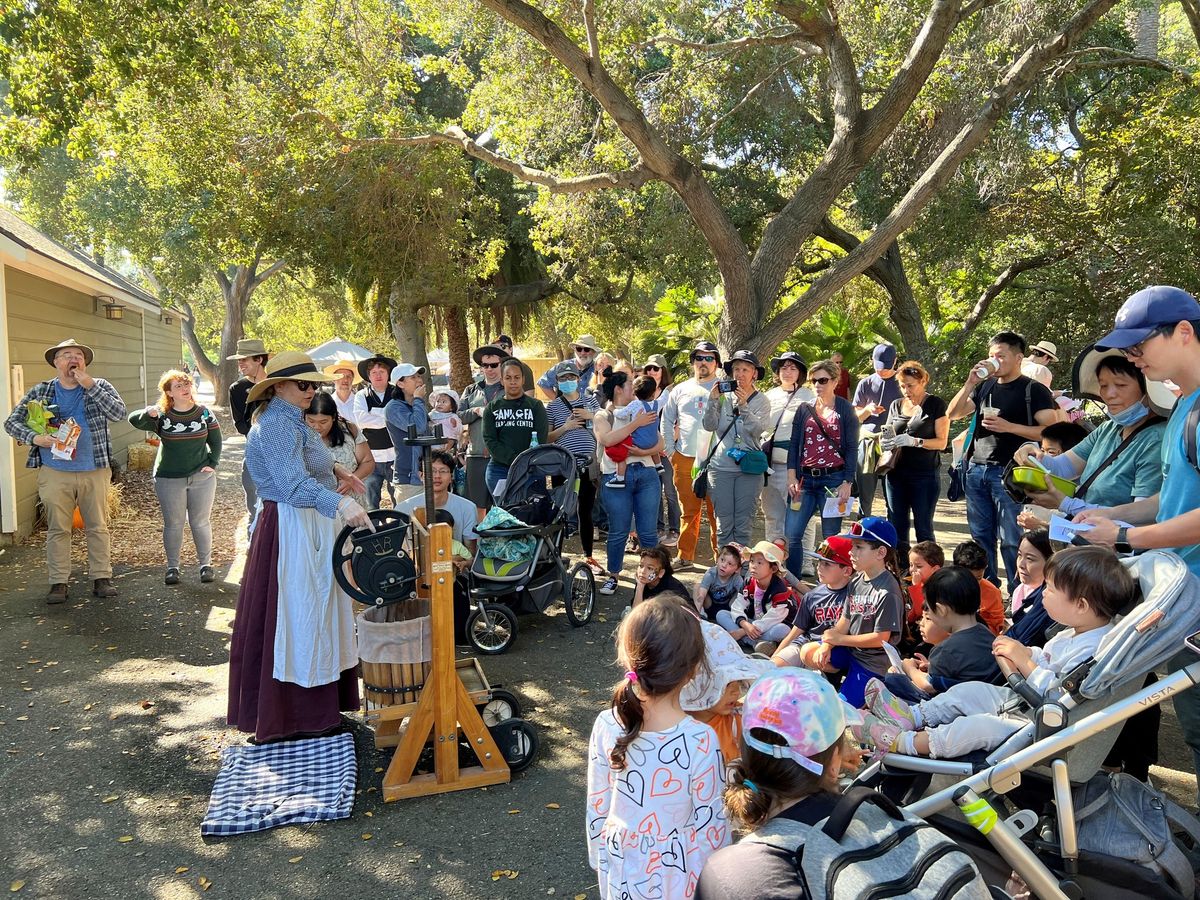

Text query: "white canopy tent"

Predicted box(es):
[306, 338, 375, 367]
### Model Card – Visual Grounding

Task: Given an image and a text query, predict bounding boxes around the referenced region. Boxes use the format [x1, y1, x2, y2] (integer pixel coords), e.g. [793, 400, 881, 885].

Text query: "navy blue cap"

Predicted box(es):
[1096, 286, 1200, 350]
[690, 341, 722, 364]
[872, 344, 897, 371]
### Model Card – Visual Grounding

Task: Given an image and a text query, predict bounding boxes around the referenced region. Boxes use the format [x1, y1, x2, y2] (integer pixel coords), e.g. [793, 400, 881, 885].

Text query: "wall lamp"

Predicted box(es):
[95, 295, 126, 320]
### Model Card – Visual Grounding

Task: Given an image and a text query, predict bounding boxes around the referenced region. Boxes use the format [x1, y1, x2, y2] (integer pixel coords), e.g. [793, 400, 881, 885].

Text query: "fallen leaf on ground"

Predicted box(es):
[507, 809, 520, 814]
[197, 876, 212, 891]
[101, 795, 119, 803]
[174, 867, 189, 874]
[10, 881, 25, 893]
[117, 836, 133, 843]
[138, 700, 154, 710]
[288, 856, 303, 864]
[545, 802, 561, 809]
[361, 833, 372, 840]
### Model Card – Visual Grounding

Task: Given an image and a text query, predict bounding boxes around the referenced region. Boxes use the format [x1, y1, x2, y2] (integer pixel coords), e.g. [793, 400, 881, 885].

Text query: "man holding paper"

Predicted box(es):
[1075, 285, 1200, 805]
[4, 339, 127, 603]
[947, 331, 1058, 592]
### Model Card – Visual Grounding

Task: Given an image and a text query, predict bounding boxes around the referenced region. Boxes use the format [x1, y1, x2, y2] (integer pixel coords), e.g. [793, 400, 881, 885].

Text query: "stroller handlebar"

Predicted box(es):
[477, 524, 550, 537]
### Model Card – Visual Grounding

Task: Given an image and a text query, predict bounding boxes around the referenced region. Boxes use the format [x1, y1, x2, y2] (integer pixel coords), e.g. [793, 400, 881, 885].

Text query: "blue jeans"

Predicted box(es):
[601, 466, 660, 574]
[484, 461, 509, 498]
[785, 469, 847, 576]
[364, 460, 395, 510]
[885, 467, 939, 562]
[965, 462, 1023, 591]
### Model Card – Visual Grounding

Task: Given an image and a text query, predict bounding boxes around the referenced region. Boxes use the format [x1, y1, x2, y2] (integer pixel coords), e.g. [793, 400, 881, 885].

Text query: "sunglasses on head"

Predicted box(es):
[810, 375, 833, 385]
[900, 366, 923, 378]
[693, 354, 716, 363]
[846, 520, 892, 546]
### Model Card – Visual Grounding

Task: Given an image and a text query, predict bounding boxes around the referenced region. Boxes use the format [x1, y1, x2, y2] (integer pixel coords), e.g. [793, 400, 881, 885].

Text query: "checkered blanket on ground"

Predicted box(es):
[201, 733, 357, 836]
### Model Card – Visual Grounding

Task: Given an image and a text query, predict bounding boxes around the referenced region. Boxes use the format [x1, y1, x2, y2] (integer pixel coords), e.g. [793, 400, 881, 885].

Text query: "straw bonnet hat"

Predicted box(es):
[322, 357, 359, 378]
[247, 351, 332, 403]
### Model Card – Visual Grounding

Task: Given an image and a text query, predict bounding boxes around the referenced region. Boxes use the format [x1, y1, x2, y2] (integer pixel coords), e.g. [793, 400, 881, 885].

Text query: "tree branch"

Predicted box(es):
[754, 0, 1123, 354]
[703, 53, 811, 137]
[250, 258, 289, 292]
[1181, 0, 1200, 52]
[958, 0, 1005, 22]
[635, 29, 822, 55]
[582, 0, 600, 59]
[1053, 47, 1190, 77]
[957, 247, 1078, 340]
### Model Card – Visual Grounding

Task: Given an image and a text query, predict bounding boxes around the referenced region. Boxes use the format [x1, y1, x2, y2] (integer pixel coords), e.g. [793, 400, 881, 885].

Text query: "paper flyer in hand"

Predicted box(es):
[823, 496, 853, 518]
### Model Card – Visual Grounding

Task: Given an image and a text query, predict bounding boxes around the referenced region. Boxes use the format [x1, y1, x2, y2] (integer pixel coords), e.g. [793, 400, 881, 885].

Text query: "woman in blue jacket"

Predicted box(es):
[785, 359, 859, 576]
[383, 363, 429, 505]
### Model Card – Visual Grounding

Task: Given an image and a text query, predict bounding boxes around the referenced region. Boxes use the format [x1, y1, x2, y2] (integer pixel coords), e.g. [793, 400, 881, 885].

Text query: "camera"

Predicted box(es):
[718, 380, 736, 393]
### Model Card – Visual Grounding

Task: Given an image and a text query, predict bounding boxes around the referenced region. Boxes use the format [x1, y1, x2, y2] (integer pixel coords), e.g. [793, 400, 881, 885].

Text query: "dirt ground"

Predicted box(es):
[1, 432, 1196, 899]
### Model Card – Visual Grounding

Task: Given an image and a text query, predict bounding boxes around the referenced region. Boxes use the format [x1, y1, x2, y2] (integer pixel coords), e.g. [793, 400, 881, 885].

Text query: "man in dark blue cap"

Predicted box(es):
[853, 343, 902, 516]
[1075, 285, 1200, 803]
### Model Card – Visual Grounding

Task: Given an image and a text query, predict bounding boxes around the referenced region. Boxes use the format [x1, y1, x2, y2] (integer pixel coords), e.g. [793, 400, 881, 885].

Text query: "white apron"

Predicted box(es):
[273, 504, 357, 687]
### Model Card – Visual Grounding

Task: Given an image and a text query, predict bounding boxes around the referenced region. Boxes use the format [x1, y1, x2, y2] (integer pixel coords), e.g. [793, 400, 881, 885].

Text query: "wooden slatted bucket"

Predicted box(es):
[357, 599, 432, 711]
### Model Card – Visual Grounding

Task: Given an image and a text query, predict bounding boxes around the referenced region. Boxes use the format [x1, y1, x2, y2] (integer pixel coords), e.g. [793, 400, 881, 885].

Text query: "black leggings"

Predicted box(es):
[578, 470, 596, 556]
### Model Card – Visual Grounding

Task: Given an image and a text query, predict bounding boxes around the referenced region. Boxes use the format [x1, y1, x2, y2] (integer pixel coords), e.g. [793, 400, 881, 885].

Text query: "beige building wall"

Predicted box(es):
[4, 267, 182, 540]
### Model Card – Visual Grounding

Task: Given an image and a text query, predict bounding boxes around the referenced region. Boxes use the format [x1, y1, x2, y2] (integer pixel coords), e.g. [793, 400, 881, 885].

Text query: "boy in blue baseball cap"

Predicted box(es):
[804, 516, 907, 708]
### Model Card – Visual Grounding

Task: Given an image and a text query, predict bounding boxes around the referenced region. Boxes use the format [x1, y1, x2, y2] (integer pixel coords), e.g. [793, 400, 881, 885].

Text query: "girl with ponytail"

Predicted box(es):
[586, 599, 728, 899]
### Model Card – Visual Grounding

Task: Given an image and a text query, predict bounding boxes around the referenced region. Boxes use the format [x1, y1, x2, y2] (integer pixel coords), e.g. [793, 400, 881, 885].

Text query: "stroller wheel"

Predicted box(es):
[480, 688, 522, 727]
[466, 603, 518, 655]
[564, 562, 596, 627]
[489, 718, 539, 773]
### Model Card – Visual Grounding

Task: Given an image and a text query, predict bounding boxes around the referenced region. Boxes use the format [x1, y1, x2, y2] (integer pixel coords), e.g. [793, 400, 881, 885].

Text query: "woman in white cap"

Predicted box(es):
[1015, 347, 1168, 517]
[383, 362, 429, 503]
[227, 352, 374, 743]
[643, 353, 681, 546]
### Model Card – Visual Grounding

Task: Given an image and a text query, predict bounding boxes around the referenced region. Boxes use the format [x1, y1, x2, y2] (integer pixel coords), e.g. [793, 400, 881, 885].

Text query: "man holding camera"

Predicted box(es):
[5, 339, 127, 603]
[661, 341, 722, 567]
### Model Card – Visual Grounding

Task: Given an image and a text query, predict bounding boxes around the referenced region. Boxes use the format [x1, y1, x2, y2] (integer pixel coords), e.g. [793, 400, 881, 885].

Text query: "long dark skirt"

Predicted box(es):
[227, 501, 359, 742]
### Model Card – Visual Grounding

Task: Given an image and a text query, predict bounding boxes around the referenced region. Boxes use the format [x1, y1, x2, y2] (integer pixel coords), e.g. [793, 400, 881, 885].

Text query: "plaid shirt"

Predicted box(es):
[4, 378, 127, 469]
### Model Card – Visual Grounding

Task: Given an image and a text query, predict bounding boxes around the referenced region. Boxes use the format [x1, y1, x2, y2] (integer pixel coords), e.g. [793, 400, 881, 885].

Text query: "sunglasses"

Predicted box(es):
[574, 346, 595, 353]
[845, 520, 892, 546]
[1121, 325, 1173, 360]
[480, 362, 500, 369]
[810, 376, 833, 385]
[693, 355, 716, 363]
[1030, 350, 1048, 358]
[900, 367, 923, 378]
[291, 380, 318, 392]
[643, 365, 661, 372]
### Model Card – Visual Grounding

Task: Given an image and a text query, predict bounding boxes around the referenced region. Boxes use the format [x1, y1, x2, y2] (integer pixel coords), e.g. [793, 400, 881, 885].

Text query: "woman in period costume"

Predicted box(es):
[227, 352, 374, 742]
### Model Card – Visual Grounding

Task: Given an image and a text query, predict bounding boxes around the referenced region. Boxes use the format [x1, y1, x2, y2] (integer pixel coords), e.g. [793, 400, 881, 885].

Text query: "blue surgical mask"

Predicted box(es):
[1106, 401, 1151, 427]
[558, 380, 578, 394]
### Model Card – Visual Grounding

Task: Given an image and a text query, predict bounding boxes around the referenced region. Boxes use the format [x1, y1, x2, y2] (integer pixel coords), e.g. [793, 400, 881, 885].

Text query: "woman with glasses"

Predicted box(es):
[880, 360, 949, 564]
[761, 351, 814, 551]
[785, 359, 859, 576]
[228, 352, 374, 743]
[129, 369, 222, 586]
[642, 354, 681, 547]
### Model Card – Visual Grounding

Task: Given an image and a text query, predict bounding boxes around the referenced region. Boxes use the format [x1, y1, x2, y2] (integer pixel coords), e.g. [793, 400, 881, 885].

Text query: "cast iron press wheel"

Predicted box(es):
[563, 561, 596, 626]
[480, 688, 522, 727]
[332, 509, 415, 607]
[489, 718, 539, 773]
[465, 603, 518, 655]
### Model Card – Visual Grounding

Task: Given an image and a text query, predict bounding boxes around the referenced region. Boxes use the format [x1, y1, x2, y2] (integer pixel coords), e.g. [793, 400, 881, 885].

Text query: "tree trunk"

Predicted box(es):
[389, 281, 433, 389]
[446, 305, 473, 394]
[874, 244, 932, 367]
[179, 301, 219, 395]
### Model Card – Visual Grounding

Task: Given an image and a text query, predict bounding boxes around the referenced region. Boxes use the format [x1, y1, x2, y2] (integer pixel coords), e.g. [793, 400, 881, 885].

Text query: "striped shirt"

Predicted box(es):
[547, 392, 600, 460]
[4, 377, 127, 469]
[245, 398, 343, 518]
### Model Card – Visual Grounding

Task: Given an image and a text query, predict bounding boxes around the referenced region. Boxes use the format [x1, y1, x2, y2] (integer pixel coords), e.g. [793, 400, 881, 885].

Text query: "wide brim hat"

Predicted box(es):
[247, 351, 332, 403]
[723, 350, 765, 380]
[322, 357, 359, 378]
[1030, 340, 1059, 361]
[681, 622, 775, 712]
[1072, 343, 1177, 417]
[472, 344, 507, 365]
[225, 338, 269, 361]
[44, 338, 93, 367]
[689, 341, 722, 365]
[747, 540, 785, 567]
[572, 334, 600, 352]
[357, 354, 398, 382]
[770, 351, 808, 377]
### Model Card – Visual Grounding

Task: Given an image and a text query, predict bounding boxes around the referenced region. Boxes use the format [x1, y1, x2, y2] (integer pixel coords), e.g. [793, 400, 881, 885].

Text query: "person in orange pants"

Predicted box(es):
[661, 341, 723, 567]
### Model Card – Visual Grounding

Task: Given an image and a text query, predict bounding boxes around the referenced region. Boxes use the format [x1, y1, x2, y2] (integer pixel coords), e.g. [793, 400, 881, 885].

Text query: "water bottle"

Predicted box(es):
[530, 431, 540, 448]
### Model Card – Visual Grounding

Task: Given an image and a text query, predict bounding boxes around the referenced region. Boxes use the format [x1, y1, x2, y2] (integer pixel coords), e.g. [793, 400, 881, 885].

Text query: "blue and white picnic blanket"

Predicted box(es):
[201, 733, 356, 836]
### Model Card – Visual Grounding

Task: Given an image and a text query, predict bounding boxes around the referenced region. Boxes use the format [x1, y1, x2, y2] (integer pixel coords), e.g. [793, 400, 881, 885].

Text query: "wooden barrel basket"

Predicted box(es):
[357, 599, 433, 710]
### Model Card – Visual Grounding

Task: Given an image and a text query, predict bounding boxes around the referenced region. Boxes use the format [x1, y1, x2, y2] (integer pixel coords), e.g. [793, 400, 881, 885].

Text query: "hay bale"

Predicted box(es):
[127, 442, 157, 471]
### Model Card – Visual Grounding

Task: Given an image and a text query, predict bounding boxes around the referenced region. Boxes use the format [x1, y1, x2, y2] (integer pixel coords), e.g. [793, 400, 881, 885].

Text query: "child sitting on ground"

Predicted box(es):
[807, 517, 907, 708]
[682, 620, 774, 762]
[630, 546, 691, 609]
[695, 544, 746, 623]
[907, 541, 944, 636]
[771, 537, 854, 668]
[1006, 530, 1054, 647]
[880, 566, 1001, 704]
[723, 542, 797, 652]
[1039, 421, 1089, 457]
[606, 375, 663, 488]
[952, 540, 1007, 635]
[860, 546, 1130, 759]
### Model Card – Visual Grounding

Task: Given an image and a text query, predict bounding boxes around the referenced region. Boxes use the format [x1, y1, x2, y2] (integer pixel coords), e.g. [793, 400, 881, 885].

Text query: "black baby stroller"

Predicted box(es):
[464, 444, 597, 654]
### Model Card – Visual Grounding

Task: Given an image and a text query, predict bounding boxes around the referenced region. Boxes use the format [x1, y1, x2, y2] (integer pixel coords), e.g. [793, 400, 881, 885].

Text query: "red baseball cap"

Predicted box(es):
[816, 535, 853, 568]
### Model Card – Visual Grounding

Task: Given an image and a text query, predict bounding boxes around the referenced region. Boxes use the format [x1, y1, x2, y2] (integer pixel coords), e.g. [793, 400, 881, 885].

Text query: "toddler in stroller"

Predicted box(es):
[463, 444, 597, 654]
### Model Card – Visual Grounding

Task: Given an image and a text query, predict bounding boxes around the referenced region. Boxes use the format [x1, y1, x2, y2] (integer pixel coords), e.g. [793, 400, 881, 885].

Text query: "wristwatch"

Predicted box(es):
[1115, 526, 1134, 555]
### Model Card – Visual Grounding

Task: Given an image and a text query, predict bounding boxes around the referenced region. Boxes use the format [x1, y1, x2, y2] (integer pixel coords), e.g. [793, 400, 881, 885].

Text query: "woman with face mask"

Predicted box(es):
[1014, 350, 1168, 516]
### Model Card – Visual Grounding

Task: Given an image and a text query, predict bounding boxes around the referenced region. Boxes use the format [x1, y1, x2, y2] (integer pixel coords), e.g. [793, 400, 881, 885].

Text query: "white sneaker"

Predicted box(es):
[599, 576, 618, 595]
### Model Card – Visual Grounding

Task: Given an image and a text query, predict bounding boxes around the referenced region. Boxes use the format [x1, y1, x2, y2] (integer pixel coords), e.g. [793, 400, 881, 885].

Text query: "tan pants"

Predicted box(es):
[671, 453, 717, 562]
[37, 466, 112, 584]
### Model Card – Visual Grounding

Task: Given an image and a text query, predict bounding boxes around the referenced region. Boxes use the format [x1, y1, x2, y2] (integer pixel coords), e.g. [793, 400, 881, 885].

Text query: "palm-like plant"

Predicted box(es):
[779, 308, 903, 379]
